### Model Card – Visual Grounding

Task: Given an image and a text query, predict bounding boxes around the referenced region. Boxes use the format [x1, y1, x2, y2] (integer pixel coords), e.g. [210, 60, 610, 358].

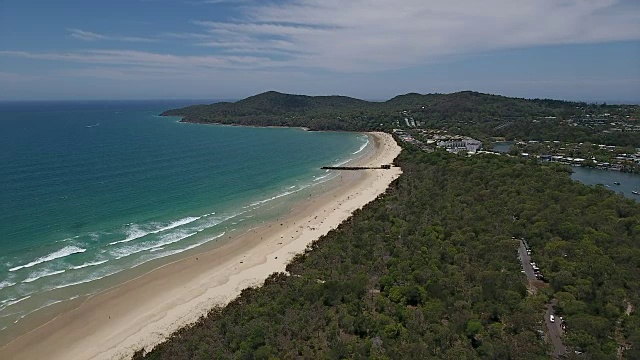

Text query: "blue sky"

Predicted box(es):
[0, 0, 639, 102]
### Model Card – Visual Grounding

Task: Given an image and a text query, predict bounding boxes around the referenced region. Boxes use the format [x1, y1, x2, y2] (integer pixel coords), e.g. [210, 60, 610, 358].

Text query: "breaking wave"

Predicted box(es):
[0, 281, 16, 290]
[23, 269, 66, 283]
[70, 260, 108, 270]
[352, 137, 370, 155]
[108, 216, 202, 245]
[9, 246, 86, 272]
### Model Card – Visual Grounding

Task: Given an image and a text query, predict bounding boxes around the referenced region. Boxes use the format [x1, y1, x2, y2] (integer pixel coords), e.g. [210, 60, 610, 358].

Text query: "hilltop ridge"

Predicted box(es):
[160, 90, 578, 132]
[160, 91, 639, 147]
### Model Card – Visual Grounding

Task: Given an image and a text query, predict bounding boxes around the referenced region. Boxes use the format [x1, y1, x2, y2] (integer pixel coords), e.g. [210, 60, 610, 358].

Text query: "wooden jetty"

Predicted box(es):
[321, 164, 392, 170]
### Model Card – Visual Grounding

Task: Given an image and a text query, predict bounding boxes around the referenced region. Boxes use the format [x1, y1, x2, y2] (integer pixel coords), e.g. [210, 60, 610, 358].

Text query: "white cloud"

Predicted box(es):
[3, 0, 639, 76]
[0, 50, 279, 70]
[67, 28, 158, 43]
[162, 32, 212, 39]
[68, 29, 106, 41]
[188, 0, 640, 71]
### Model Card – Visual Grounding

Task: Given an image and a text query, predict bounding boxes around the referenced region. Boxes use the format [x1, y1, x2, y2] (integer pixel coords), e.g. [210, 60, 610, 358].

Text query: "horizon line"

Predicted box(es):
[0, 91, 639, 105]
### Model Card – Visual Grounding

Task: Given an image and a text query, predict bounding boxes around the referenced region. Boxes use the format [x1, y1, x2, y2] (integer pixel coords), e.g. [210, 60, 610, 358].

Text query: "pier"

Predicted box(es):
[321, 164, 392, 170]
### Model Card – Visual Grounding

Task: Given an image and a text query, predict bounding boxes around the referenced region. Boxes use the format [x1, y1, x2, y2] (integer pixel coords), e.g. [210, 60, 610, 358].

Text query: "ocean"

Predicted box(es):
[0, 100, 368, 335]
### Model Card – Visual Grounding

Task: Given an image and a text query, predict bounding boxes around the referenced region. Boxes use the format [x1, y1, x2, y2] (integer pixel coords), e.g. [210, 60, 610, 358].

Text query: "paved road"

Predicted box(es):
[518, 240, 567, 358]
[546, 301, 567, 358]
[518, 240, 536, 281]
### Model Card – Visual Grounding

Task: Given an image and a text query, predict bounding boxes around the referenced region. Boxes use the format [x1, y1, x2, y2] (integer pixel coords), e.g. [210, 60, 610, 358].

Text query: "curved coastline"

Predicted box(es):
[0, 120, 365, 339]
[0, 132, 402, 360]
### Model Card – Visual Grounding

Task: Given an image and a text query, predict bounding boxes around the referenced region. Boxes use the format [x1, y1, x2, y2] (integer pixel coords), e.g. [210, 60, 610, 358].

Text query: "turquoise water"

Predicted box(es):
[0, 101, 367, 333]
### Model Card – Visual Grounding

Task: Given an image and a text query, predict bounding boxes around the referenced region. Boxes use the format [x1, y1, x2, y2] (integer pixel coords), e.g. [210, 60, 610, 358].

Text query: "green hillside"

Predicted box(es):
[160, 91, 576, 132]
[161, 91, 639, 147]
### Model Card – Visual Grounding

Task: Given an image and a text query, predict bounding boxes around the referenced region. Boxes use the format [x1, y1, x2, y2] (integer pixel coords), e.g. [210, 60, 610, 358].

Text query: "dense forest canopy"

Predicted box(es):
[138, 147, 640, 359]
[161, 91, 640, 146]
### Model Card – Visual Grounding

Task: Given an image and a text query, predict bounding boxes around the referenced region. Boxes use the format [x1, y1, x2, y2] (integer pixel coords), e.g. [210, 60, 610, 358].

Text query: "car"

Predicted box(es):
[550, 314, 555, 323]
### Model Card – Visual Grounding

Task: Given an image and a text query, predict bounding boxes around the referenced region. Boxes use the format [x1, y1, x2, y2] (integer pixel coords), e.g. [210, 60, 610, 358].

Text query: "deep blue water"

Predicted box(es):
[0, 100, 367, 332]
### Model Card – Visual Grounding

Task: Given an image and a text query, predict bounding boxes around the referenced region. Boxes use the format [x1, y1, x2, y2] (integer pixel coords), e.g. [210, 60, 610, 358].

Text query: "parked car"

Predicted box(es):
[550, 314, 555, 323]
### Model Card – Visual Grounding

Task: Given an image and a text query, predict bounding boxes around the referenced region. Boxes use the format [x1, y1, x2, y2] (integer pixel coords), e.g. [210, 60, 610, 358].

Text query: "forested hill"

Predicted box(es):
[162, 90, 639, 145]
[161, 91, 372, 130]
[137, 148, 640, 359]
[159, 91, 579, 132]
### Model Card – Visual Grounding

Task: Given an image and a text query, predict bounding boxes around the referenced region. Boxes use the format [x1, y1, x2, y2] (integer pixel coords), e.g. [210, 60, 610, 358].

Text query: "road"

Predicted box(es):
[518, 240, 536, 281]
[546, 301, 567, 358]
[518, 240, 567, 358]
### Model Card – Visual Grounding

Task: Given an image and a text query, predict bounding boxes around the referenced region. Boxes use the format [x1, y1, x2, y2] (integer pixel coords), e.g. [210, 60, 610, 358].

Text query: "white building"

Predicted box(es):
[437, 138, 483, 153]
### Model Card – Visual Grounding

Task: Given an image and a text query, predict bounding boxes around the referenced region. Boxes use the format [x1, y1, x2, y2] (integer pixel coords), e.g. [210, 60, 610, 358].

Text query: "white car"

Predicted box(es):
[550, 315, 555, 323]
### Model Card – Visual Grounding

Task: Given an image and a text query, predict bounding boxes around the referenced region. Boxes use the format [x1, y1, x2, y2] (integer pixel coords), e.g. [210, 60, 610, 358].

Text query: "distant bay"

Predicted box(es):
[490, 141, 640, 202]
[0, 100, 368, 335]
[571, 167, 640, 202]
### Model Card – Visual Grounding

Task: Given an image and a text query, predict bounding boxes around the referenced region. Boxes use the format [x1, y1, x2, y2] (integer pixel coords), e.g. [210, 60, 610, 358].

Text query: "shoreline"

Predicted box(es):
[178, 119, 311, 132]
[161, 113, 311, 132]
[0, 123, 367, 341]
[0, 132, 402, 360]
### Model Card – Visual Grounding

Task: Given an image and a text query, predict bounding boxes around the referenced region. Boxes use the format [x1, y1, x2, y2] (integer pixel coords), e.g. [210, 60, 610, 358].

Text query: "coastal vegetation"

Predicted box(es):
[510, 140, 640, 173]
[137, 146, 640, 359]
[161, 91, 640, 147]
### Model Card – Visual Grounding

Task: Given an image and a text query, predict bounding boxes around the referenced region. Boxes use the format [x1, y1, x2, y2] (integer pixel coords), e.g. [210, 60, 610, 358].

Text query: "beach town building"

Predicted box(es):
[436, 138, 483, 153]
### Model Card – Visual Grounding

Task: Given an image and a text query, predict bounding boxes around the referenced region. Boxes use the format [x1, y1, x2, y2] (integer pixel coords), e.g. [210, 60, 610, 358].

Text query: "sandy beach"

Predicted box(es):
[0, 132, 402, 360]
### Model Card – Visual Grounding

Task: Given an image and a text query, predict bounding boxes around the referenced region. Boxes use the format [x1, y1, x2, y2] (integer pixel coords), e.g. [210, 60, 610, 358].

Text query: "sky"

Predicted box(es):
[0, 0, 639, 102]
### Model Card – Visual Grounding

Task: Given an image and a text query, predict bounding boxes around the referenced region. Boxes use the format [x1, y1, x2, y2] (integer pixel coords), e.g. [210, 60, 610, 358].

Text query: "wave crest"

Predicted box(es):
[23, 269, 66, 283]
[9, 246, 86, 272]
[108, 216, 202, 245]
[352, 137, 370, 155]
[70, 260, 108, 270]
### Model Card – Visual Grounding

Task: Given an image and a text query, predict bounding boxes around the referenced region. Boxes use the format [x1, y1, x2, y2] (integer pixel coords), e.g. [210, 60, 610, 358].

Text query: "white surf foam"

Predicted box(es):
[0, 280, 16, 290]
[193, 214, 237, 231]
[352, 137, 370, 155]
[332, 157, 352, 167]
[70, 260, 108, 270]
[108, 216, 201, 245]
[10, 295, 81, 326]
[52, 272, 115, 291]
[9, 246, 86, 272]
[249, 186, 309, 207]
[150, 232, 199, 250]
[138, 232, 226, 264]
[160, 233, 226, 257]
[111, 231, 198, 260]
[313, 174, 332, 182]
[2, 296, 30, 308]
[23, 269, 66, 283]
[55, 235, 80, 243]
[52, 232, 226, 291]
